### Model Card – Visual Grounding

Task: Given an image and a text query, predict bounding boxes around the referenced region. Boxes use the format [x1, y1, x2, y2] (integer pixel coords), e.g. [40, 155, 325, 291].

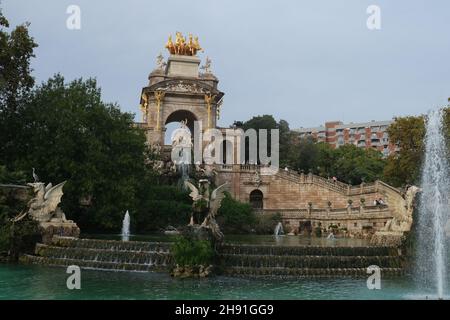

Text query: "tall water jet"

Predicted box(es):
[415, 108, 450, 299]
[178, 160, 190, 190]
[274, 222, 284, 236]
[121, 210, 130, 241]
[171, 120, 192, 189]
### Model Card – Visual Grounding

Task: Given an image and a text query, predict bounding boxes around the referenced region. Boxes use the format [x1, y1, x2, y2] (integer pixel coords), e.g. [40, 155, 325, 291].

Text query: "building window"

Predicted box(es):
[354, 222, 358, 227]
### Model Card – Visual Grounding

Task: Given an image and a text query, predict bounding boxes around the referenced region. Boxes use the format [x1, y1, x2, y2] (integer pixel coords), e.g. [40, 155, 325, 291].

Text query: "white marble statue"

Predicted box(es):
[26, 181, 68, 222]
[171, 120, 192, 165]
[184, 179, 228, 240]
[383, 185, 421, 232]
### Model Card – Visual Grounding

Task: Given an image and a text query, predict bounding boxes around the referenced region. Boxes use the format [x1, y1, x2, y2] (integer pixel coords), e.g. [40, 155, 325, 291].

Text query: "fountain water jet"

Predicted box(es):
[415, 108, 450, 299]
[274, 222, 284, 236]
[122, 210, 130, 241]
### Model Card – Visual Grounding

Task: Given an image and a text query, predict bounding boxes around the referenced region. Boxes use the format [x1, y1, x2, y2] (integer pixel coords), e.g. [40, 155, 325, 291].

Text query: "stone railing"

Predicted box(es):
[275, 170, 351, 195]
[239, 164, 259, 171]
[263, 205, 391, 220]
[219, 164, 234, 171]
[215, 164, 404, 201]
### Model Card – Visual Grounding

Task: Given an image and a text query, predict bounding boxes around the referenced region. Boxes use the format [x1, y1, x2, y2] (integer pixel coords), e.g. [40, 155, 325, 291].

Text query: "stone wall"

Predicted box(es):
[215, 165, 406, 234]
[216, 166, 391, 210]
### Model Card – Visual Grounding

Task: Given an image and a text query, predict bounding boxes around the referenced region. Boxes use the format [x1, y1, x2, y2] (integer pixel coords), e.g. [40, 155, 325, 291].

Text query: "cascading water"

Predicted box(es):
[415, 108, 450, 299]
[171, 121, 192, 189]
[274, 222, 284, 236]
[121, 210, 130, 241]
[178, 161, 190, 190]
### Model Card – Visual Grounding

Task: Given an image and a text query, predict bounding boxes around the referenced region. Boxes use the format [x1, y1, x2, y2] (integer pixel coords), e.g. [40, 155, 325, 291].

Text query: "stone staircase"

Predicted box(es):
[219, 244, 405, 277]
[21, 237, 406, 277]
[20, 236, 172, 272]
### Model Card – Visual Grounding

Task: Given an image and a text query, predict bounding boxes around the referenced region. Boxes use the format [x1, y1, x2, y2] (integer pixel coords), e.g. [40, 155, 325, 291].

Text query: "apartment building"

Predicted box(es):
[294, 120, 397, 157]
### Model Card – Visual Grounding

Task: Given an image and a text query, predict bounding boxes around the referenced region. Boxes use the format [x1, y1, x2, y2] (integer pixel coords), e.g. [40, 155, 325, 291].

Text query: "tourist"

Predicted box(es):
[378, 198, 385, 205]
[332, 176, 337, 183]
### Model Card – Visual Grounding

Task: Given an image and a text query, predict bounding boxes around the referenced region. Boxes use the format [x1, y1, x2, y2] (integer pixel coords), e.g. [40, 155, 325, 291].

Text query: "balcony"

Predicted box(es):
[371, 141, 381, 147]
[357, 141, 366, 147]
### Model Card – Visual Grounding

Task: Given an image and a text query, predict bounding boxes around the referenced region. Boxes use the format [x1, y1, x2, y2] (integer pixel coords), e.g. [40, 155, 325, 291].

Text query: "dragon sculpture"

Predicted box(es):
[12, 181, 67, 223]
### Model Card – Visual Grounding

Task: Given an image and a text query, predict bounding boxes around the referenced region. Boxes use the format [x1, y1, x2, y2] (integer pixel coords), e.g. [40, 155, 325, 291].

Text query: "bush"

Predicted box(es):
[217, 192, 256, 234]
[133, 183, 192, 233]
[253, 212, 282, 234]
[171, 236, 214, 267]
[314, 227, 322, 237]
[0, 216, 40, 261]
[0, 166, 39, 260]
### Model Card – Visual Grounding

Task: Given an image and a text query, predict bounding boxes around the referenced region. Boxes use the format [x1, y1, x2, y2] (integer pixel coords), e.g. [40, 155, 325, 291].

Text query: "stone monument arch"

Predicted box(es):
[138, 32, 224, 149]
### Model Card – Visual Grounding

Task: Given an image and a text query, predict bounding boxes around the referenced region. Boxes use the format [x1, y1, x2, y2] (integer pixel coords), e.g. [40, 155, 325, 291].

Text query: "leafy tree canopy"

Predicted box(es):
[383, 108, 450, 187]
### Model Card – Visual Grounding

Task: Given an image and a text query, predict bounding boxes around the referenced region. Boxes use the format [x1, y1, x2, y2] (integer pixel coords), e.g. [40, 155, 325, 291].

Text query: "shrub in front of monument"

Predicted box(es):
[135, 184, 192, 232]
[328, 224, 339, 234]
[314, 226, 322, 237]
[170, 236, 215, 278]
[217, 192, 256, 234]
[0, 166, 40, 262]
[0, 216, 40, 262]
[252, 212, 283, 235]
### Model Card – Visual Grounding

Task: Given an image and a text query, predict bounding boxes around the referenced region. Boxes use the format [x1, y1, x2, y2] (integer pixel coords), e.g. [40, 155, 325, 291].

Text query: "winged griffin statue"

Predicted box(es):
[184, 179, 228, 241]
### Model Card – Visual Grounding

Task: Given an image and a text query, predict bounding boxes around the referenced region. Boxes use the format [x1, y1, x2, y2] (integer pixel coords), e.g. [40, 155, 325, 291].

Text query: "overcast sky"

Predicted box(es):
[3, 0, 450, 129]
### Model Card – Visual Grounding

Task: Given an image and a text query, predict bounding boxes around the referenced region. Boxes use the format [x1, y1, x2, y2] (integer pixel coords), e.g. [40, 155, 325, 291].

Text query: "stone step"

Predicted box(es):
[34, 244, 173, 266]
[20, 255, 168, 272]
[220, 254, 403, 269]
[51, 236, 171, 252]
[220, 244, 400, 257]
[223, 266, 405, 277]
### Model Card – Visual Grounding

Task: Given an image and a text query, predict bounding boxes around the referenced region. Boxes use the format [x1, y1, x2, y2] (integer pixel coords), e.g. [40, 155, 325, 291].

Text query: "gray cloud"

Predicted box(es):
[3, 0, 450, 129]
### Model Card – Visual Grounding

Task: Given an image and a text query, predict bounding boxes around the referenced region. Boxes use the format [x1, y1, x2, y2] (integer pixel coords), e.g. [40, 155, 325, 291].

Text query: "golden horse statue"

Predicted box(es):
[165, 32, 202, 56]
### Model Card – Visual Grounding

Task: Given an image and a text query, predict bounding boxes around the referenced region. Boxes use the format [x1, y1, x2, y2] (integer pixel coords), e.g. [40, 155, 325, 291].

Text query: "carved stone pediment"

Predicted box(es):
[146, 79, 223, 99]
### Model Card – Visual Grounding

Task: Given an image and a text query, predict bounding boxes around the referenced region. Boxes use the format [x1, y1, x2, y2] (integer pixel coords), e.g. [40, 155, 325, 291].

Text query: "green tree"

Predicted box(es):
[239, 115, 291, 165]
[0, 9, 38, 166]
[383, 116, 425, 187]
[285, 136, 320, 173]
[0, 9, 37, 112]
[327, 144, 385, 184]
[383, 109, 450, 187]
[3, 74, 149, 231]
[135, 182, 192, 232]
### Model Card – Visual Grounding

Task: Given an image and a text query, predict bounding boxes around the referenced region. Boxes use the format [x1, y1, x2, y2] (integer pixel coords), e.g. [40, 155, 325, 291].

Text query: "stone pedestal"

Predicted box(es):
[39, 220, 80, 244]
[166, 55, 200, 78]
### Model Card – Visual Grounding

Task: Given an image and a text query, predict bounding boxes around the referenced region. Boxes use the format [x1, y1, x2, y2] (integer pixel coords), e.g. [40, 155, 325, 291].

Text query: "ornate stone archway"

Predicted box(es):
[138, 51, 224, 147]
[165, 109, 198, 136]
